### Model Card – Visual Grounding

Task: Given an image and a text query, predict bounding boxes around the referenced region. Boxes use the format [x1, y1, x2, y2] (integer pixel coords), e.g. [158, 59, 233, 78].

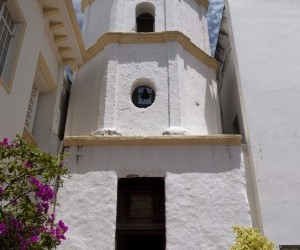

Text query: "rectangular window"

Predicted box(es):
[0, 0, 25, 92]
[0, 0, 14, 75]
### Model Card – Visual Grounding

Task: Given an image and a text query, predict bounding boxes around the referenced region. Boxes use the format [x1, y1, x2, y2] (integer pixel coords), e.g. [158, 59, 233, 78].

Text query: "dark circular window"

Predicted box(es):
[132, 86, 155, 108]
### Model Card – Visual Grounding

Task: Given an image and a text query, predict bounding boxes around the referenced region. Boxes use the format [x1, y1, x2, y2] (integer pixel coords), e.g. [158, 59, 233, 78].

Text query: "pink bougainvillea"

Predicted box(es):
[0, 136, 68, 249]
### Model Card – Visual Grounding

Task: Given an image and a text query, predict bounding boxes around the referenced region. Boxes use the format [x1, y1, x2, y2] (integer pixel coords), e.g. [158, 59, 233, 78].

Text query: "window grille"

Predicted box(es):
[25, 85, 39, 132]
[0, 0, 14, 75]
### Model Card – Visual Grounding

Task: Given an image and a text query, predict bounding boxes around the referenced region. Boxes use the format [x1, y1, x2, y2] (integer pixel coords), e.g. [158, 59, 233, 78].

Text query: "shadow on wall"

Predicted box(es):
[204, 77, 220, 134]
[63, 145, 243, 177]
[183, 0, 205, 16]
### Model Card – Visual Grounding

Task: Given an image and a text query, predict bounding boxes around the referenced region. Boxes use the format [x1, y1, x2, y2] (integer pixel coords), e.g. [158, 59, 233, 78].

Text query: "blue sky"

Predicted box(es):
[71, 0, 224, 55]
[207, 0, 224, 55]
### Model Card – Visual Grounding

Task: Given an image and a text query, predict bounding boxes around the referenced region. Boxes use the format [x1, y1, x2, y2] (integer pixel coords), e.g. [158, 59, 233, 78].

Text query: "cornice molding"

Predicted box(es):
[64, 135, 242, 147]
[65, 0, 86, 60]
[62, 1, 213, 70]
[38, 0, 85, 67]
[85, 31, 219, 72]
[81, 0, 95, 13]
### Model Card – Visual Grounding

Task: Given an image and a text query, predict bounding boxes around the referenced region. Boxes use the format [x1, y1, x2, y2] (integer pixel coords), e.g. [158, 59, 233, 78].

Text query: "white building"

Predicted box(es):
[215, 1, 300, 249]
[0, 0, 83, 153]
[56, 0, 251, 249]
[0, 0, 299, 249]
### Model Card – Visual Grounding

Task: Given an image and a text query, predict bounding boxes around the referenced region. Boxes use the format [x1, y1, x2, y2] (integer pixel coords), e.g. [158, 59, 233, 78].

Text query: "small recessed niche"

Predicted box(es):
[132, 85, 155, 108]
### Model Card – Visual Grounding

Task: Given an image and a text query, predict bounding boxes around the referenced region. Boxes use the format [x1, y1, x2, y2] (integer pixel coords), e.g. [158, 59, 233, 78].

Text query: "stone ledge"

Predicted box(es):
[84, 31, 219, 72]
[64, 135, 242, 147]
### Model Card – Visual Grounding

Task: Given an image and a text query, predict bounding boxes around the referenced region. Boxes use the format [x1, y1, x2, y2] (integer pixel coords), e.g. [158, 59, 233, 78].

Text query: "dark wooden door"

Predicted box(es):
[116, 178, 165, 250]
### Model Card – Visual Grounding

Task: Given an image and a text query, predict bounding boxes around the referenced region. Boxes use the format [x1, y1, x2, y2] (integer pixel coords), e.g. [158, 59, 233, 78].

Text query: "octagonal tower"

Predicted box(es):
[67, 0, 221, 136]
[58, 1, 252, 249]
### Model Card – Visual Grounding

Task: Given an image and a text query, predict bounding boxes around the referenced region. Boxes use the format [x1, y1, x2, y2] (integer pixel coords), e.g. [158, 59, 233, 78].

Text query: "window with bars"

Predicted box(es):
[0, 0, 24, 92]
[25, 84, 39, 132]
[0, 0, 14, 76]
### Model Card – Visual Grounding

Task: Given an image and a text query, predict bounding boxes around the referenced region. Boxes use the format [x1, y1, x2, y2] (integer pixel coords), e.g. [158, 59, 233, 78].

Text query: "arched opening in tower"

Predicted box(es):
[136, 13, 154, 32]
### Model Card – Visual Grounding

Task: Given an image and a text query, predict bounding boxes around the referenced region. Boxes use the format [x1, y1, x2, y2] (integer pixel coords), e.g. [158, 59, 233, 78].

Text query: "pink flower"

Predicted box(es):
[36, 185, 54, 201]
[24, 161, 34, 168]
[28, 176, 40, 187]
[29, 236, 39, 243]
[49, 213, 55, 224]
[58, 220, 68, 233]
[36, 202, 50, 213]
[2, 138, 8, 146]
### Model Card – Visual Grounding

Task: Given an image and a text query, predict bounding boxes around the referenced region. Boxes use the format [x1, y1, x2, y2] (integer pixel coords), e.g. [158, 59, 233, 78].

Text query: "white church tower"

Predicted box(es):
[57, 0, 252, 249]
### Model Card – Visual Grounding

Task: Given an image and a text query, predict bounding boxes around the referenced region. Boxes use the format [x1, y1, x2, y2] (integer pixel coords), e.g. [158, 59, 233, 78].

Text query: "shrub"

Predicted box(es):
[0, 136, 68, 249]
[230, 226, 275, 250]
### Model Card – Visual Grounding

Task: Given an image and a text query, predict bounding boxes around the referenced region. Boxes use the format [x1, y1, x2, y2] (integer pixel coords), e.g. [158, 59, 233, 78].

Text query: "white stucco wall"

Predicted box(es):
[56, 171, 118, 250]
[175, 0, 210, 54]
[66, 50, 108, 136]
[67, 42, 220, 136]
[57, 144, 251, 249]
[166, 171, 250, 250]
[182, 50, 221, 134]
[82, 0, 210, 53]
[0, 0, 43, 140]
[225, 0, 300, 245]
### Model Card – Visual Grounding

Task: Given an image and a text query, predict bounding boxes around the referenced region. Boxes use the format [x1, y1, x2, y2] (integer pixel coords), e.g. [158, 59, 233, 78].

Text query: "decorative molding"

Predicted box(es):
[64, 135, 242, 147]
[85, 31, 219, 72]
[43, 8, 59, 17]
[195, 0, 209, 12]
[38, 1, 211, 72]
[62, 57, 76, 64]
[58, 47, 72, 55]
[49, 22, 64, 31]
[65, 0, 86, 60]
[54, 35, 68, 43]
[81, 0, 95, 13]
[38, 53, 57, 92]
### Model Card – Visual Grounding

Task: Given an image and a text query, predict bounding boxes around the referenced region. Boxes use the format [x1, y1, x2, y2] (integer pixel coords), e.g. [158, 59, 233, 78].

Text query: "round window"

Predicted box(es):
[132, 86, 155, 108]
